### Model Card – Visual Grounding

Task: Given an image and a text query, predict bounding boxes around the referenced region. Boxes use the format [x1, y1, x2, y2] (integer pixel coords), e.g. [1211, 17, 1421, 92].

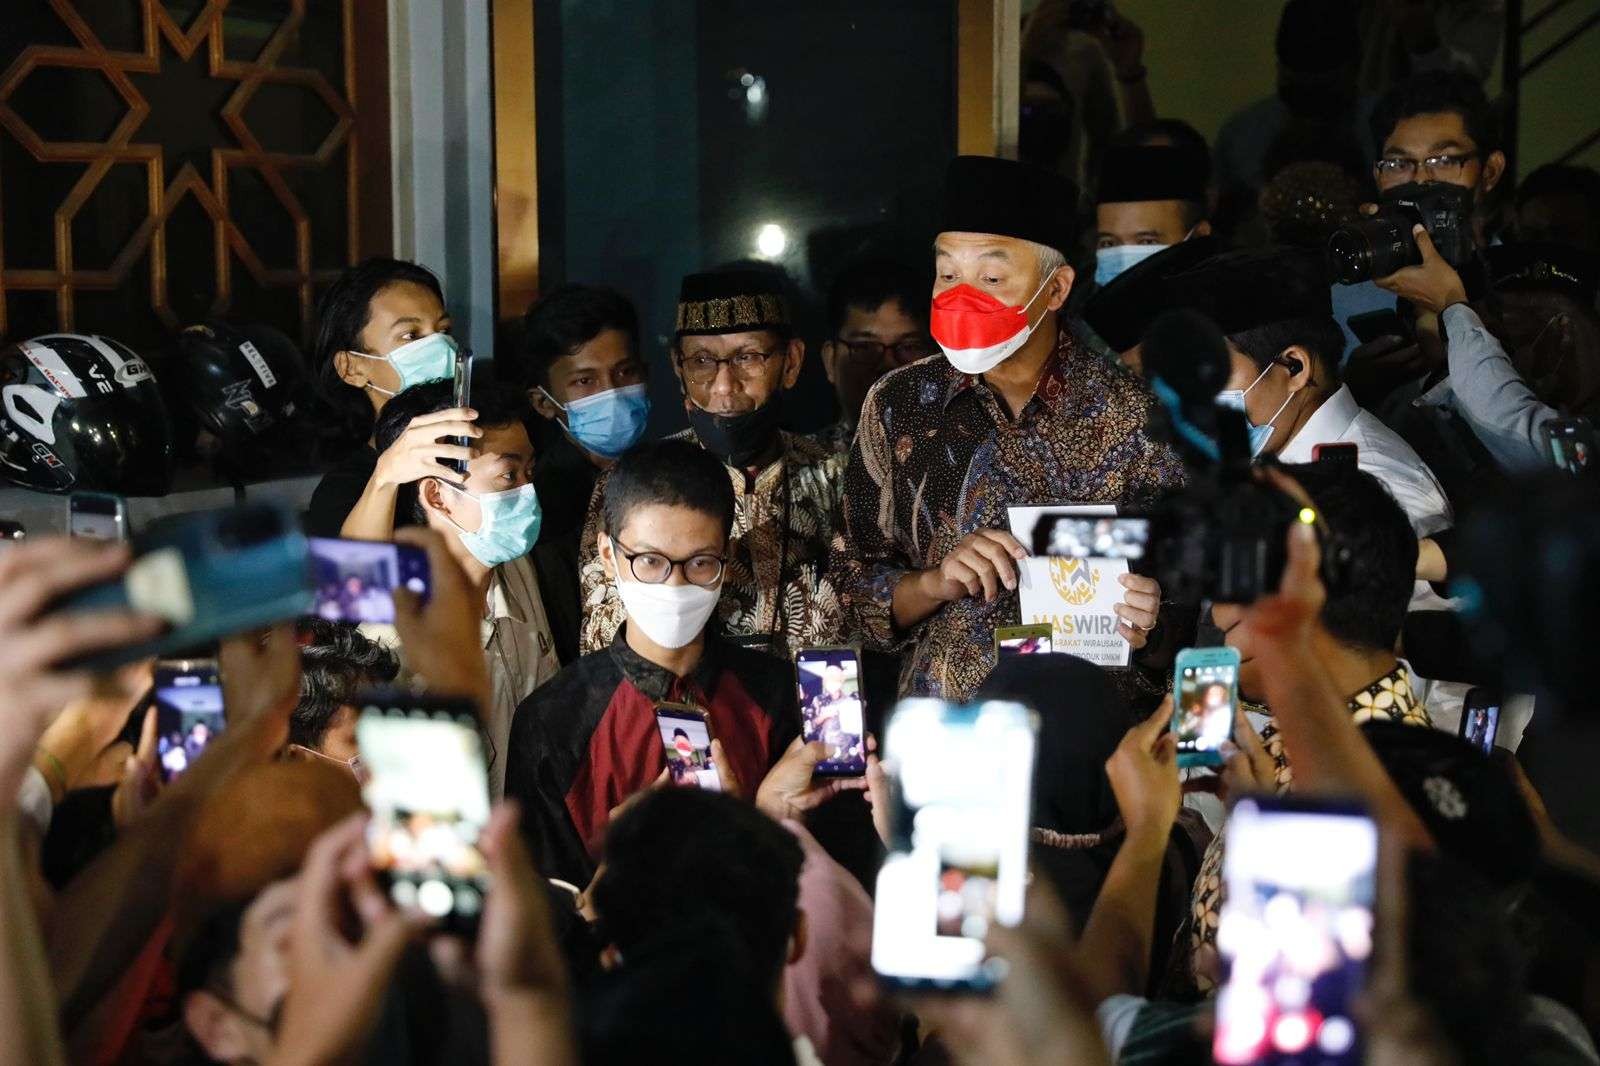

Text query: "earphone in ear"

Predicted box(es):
[1278, 354, 1305, 376]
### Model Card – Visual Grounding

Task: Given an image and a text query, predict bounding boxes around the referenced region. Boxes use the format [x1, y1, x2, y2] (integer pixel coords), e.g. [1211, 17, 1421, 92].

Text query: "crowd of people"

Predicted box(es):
[3, 0, 1600, 1063]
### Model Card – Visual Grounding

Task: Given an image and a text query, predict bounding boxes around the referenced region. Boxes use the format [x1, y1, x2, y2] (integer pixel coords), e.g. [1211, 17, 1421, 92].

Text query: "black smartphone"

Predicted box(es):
[1213, 796, 1377, 1065]
[1313, 442, 1359, 466]
[306, 537, 431, 624]
[68, 491, 128, 541]
[151, 658, 224, 782]
[450, 352, 473, 475]
[1543, 418, 1594, 475]
[655, 702, 723, 790]
[794, 646, 868, 776]
[1458, 687, 1501, 755]
[357, 693, 490, 932]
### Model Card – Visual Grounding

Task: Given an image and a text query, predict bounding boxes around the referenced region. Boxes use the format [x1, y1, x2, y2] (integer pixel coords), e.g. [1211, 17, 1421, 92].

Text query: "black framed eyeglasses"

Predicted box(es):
[1374, 152, 1479, 182]
[836, 337, 936, 367]
[610, 537, 725, 587]
[676, 346, 783, 385]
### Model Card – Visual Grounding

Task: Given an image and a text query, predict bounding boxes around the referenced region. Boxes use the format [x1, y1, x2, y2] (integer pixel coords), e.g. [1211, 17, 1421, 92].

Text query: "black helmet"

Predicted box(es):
[0, 334, 174, 495]
[175, 320, 308, 445]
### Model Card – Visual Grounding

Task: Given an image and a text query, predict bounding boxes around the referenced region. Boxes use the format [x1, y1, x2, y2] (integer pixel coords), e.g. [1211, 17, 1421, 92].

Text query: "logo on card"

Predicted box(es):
[1048, 558, 1099, 606]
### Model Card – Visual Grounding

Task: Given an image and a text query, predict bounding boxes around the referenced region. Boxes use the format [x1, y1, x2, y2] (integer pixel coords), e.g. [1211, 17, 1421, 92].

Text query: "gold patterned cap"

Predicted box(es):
[676, 269, 790, 337]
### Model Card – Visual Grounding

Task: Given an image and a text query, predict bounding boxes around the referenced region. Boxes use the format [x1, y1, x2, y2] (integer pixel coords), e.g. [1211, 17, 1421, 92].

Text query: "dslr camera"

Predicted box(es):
[1326, 181, 1474, 285]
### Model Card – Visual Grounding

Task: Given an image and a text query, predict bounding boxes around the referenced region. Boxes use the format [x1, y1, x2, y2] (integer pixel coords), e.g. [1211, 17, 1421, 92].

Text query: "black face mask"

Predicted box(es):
[687, 392, 784, 468]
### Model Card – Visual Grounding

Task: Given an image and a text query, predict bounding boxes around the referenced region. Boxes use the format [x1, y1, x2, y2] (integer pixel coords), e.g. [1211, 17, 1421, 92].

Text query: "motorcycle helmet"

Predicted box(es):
[175, 319, 309, 445]
[0, 333, 174, 495]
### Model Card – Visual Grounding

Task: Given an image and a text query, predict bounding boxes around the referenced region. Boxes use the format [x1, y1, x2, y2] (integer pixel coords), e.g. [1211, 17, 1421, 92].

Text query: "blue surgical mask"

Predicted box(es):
[1215, 364, 1293, 459]
[352, 333, 460, 396]
[539, 383, 650, 459]
[439, 480, 543, 567]
[1094, 244, 1168, 287]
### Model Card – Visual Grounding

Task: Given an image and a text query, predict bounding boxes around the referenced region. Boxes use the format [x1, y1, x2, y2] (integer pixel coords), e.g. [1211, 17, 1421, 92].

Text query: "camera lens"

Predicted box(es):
[1326, 216, 1417, 285]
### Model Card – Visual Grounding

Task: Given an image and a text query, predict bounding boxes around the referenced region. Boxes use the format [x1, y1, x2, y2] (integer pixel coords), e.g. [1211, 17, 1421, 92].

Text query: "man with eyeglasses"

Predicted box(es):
[575, 268, 848, 660]
[812, 256, 934, 457]
[506, 440, 800, 884]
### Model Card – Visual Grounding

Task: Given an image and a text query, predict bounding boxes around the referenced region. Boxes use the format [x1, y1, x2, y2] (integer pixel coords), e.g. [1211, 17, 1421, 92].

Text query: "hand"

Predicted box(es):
[218, 624, 301, 734]
[922, 529, 1028, 604]
[1114, 572, 1161, 650]
[1238, 468, 1326, 652]
[755, 737, 868, 823]
[110, 706, 161, 827]
[863, 734, 892, 847]
[0, 537, 163, 793]
[474, 802, 569, 995]
[1374, 225, 1469, 315]
[1104, 698, 1180, 840]
[270, 814, 429, 1066]
[709, 739, 739, 799]
[1218, 706, 1276, 803]
[1091, 10, 1145, 77]
[1415, 537, 1447, 583]
[373, 407, 480, 491]
[392, 528, 493, 716]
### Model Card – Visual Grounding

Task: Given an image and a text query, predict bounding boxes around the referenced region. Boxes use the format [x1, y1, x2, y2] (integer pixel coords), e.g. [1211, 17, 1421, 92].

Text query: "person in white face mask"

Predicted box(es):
[503, 439, 803, 887]
[1092, 142, 1212, 290]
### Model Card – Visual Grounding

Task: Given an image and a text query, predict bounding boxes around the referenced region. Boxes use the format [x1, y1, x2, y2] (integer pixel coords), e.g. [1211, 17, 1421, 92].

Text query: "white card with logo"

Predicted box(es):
[1007, 505, 1131, 668]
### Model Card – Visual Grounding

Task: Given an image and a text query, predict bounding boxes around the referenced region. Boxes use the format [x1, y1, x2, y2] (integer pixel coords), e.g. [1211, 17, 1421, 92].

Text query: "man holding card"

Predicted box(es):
[833, 155, 1187, 702]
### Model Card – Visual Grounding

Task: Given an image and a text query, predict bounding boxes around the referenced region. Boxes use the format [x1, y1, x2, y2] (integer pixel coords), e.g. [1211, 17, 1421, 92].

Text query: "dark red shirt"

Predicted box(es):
[505, 628, 800, 883]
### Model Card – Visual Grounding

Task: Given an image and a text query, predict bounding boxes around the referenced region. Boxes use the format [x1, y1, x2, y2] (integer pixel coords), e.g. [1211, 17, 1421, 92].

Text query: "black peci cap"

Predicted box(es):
[1095, 143, 1210, 206]
[1165, 247, 1334, 335]
[675, 268, 790, 338]
[1485, 241, 1600, 304]
[939, 155, 1081, 255]
[1083, 235, 1220, 351]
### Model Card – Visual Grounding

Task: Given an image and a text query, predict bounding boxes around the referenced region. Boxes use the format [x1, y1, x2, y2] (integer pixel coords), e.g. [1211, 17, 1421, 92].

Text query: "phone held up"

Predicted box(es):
[357, 693, 490, 933]
[1172, 646, 1240, 768]
[1543, 418, 1594, 475]
[68, 490, 128, 541]
[150, 658, 224, 783]
[655, 702, 723, 791]
[794, 646, 868, 776]
[870, 698, 1038, 993]
[307, 536, 432, 624]
[450, 351, 473, 476]
[1458, 686, 1501, 755]
[1213, 797, 1377, 1066]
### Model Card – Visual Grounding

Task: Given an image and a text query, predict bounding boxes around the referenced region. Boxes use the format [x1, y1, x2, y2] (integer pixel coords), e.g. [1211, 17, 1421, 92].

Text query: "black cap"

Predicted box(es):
[1485, 241, 1600, 304]
[939, 155, 1080, 255]
[1083, 235, 1220, 351]
[1165, 247, 1334, 335]
[1095, 144, 1210, 206]
[675, 268, 790, 337]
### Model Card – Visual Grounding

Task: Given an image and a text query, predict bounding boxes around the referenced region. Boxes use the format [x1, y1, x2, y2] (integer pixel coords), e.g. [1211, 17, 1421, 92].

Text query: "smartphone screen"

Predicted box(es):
[871, 698, 1038, 992]
[1544, 419, 1594, 475]
[1458, 688, 1500, 755]
[68, 492, 127, 541]
[450, 353, 473, 475]
[655, 703, 722, 791]
[357, 696, 490, 929]
[996, 624, 1053, 658]
[152, 659, 224, 782]
[1041, 516, 1148, 560]
[1213, 797, 1377, 1066]
[1174, 649, 1239, 766]
[795, 647, 867, 776]
[307, 537, 431, 624]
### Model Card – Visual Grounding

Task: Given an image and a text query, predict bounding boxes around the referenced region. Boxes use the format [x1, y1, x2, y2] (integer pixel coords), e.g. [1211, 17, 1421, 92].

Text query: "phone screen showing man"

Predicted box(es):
[1459, 694, 1501, 755]
[307, 537, 430, 624]
[795, 648, 867, 775]
[152, 661, 224, 782]
[655, 705, 722, 791]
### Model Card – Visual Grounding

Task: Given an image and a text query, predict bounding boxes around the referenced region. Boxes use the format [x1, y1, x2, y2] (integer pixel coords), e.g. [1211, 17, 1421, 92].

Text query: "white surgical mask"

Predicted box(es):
[614, 573, 721, 649]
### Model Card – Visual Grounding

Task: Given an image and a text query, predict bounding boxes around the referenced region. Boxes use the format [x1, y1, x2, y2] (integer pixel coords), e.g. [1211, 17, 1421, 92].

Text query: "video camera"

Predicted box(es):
[1032, 310, 1343, 604]
[1326, 181, 1474, 285]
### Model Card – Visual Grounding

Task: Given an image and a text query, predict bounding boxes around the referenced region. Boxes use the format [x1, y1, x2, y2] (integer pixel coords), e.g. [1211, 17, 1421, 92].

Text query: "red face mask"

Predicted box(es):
[929, 277, 1053, 374]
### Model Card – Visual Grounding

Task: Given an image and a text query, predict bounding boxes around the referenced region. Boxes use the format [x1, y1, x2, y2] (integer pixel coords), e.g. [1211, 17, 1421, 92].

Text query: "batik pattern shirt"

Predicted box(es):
[577, 429, 848, 660]
[831, 325, 1186, 700]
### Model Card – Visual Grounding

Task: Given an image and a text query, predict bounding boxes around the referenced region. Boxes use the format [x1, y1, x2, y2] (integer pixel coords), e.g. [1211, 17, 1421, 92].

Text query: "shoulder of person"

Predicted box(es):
[512, 650, 623, 736]
[860, 354, 950, 419]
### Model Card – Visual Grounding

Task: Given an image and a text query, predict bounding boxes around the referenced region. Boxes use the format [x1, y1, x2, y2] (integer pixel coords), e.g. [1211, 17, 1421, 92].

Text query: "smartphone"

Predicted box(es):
[1457, 686, 1501, 755]
[1543, 418, 1594, 475]
[1213, 796, 1377, 1066]
[307, 537, 431, 624]
[871, 698, 1038, 993]
[1039, 515, 1149, 560]
[1313, 442, 1359, 466]
[357, 693, 490, 932]
[794, 646, 868, 776]
[68, 491, 128, 541]
[655, 702, 723, 791]
[995, 623, 1053, 658]
[151, 658, 224, 782]
[1172, 646, 1240, 768]
[58, 503, 314, 670]
[450, 352, 473, 475]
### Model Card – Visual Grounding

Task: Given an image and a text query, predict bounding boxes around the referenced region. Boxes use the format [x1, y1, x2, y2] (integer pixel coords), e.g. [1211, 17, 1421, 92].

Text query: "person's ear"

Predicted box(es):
[1280, 346, 1316, 392]
[781, 338, 805, 390]
[1191, 219, 1213, 239]
[597, 529, 618, 581]
[787, 906, 808, 967]
[419, 477, 452, 521]
[528, 386, 562, 422]
[182, 992, 254, 1062]
[333, 350, 370, 389]
[819, 340, 840, 386]
[1043, 264, 1075, 313]
[1480, 149, 1507, 196]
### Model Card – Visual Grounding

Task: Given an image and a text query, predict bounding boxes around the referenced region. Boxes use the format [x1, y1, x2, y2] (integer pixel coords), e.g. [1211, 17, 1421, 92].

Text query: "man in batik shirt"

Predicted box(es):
[834, 155, 1186, 702]
[578, 267, 846, 659]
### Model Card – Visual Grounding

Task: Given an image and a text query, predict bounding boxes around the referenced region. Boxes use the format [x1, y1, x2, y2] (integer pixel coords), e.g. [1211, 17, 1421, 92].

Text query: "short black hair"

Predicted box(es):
[1111, 118, 1214, 195]
[826, 257, 928, 336]
[1370, 70, 1501, 158]
[512, 283, 640, 393]
[291, 619, 399, 749]
[592, 788, 804, 987]
[372, 379, 534, 525]
[1229, 315, 1346, 382]
[313, 257, 444, 442]
[1279, 461, 1418, 651]
[602, 438, 735, 540]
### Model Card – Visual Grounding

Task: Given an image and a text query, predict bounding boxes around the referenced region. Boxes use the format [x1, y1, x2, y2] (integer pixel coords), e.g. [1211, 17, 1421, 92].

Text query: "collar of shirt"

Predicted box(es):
[940, 320, 1076, 420]
[606, 626, 724, 702]
[1279, 384, 1363, 462]
[482, 558, 534, 649]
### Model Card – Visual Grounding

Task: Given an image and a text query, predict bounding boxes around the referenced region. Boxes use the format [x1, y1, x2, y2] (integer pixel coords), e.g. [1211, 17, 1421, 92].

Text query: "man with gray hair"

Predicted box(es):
[833, 155, 1187, 702]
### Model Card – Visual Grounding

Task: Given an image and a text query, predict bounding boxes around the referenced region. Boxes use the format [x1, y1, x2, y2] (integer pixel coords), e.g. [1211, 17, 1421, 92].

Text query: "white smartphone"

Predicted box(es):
[68, 491, 127, 541]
